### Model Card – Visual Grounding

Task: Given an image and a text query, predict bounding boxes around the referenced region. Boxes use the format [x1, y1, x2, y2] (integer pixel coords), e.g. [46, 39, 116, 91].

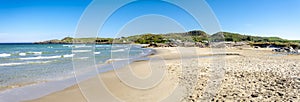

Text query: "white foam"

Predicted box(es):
[62, 45, 73, 47]
[95, 45, 110, 47]
[19, 54, 76, 60]
[94, 52, 101, 54]
[63, 54, 74, 58]
[74, 45, 92, 48]
[0, 53, 11, 57]
[105, 58, 130, 64]
[28, 52, 42, 55]
[72, 50, 91, 53]
[20, 56, 62, 60]
[73, 57, 89, 60]
[0, 63, 23, 66]
[19, 53, 26, 56]
[111, 49, 126, 52]
[0, 61, 52, 66]
[63, 45, 92, 48]
[64, 45, 93, 48]
[28, 61, 52, 64]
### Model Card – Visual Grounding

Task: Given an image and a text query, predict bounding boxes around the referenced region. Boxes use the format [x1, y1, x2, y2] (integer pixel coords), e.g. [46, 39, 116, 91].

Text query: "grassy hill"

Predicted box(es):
[212, 32, 300, 47]
[35, 30, 300, 47]
[124, 30, 209, 43]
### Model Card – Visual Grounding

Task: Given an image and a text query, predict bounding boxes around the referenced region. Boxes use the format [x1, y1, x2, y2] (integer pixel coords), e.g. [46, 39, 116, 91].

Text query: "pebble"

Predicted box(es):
[167, 49, 300, 101]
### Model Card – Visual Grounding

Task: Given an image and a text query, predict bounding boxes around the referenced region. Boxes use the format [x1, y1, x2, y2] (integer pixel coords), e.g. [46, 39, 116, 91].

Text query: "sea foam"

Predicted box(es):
[72, 50, 91, 53]
[0, 61, 52, 66]
[19, 53, 26, 56]
[0, 53, 11, 57]
[27, 52, 42, 55]
[63, 54, 74, 58]
[19, 56, 62, 60]
[94, 52, 101, 54]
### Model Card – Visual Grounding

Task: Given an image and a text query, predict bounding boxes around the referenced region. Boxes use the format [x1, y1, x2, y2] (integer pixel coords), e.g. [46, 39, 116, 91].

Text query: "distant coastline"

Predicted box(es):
[0, 43, 34, 45]
[34, 30, 300, 48]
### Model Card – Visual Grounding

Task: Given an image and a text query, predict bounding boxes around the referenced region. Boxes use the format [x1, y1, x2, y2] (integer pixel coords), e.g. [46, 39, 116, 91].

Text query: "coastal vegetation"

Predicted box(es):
[134, 34, 165, 44]
[215, 32, 300, 48]
[35, 30, 300, 48]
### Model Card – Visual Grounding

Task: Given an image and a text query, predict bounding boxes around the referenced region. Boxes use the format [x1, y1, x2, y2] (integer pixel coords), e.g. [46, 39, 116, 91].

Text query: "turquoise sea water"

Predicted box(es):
[0, 43, 152, 90]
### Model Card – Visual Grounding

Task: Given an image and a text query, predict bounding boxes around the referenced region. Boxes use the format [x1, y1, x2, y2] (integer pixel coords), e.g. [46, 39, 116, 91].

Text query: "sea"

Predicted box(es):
[0, 43, 153, 102]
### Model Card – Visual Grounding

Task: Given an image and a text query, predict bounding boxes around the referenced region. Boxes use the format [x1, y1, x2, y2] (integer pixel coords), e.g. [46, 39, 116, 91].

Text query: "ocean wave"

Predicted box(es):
[63, 54, 75, 58]
[28, 61, 52, 64]
[95, 45, 111, 48]
[94, 52, 101, 54]
[74, 45, 92, 48]
[73, 57, 89, 60]
[62, 45, 73, 47]
[63, 44, 92, 48]
[19, 56, 61, 60]
[19, 53, 26, 56]
[0, 61, 52, 66]
[72, 50, 91, 53]
[0, 62, 23, 66]
[105, 58, 130, 64]
[0, 53, 11, 57]
[19, 54, 75, 60]
[27, 52, 42, 55]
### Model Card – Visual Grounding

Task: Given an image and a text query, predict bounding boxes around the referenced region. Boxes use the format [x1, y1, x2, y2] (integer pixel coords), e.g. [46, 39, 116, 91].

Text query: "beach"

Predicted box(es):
[2, 0, 300, 101]
[27, 47, 300, 102]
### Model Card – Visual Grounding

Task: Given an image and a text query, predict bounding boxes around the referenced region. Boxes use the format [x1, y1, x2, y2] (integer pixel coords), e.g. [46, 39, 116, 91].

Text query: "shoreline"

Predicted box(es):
[29, 47, 300, 101]
[0, 46, 155, 102]
[26, 47, 181, 102]
[26, 47, 241, 102]
[1, 47, 299, 101]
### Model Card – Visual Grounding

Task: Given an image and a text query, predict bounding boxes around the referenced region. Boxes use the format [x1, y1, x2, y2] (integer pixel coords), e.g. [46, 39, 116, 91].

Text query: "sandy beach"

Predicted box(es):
[27, 47, 300, 102]
[2, 0, 300, 101]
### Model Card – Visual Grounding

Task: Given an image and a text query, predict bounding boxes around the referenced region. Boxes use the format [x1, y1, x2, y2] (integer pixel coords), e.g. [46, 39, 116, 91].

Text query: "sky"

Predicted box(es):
[0, 0, 299, 42]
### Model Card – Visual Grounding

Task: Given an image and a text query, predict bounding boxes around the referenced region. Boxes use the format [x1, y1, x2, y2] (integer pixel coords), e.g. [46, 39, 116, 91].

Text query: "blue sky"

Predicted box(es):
[207, 0, 300, 40]
[0, 0, 299, 42]
[0, 0, 91, 42]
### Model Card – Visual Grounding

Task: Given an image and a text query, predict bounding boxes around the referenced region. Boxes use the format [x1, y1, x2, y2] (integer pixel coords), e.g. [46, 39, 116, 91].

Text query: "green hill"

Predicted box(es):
[35, 30, 300, 47]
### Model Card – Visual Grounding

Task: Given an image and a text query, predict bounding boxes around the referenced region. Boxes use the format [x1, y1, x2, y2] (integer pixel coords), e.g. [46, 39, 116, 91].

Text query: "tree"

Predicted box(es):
[134, 34, 165, 44]
[246, 36, 252, 41]
[225, 37, 233, 41]
[192, 36, 208, 42]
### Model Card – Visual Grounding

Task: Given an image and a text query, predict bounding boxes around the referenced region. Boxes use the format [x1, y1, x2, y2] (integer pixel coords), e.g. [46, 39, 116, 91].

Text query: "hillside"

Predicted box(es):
[211, 32, 300, 47]
[35, 30, 300, 47]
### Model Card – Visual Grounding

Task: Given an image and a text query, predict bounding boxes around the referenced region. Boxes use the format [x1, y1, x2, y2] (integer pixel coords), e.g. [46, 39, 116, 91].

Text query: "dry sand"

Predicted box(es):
[27, 47, 300, 102]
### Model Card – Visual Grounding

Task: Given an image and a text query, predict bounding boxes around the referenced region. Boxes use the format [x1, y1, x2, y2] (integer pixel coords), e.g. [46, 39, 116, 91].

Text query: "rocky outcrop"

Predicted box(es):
[272, 47, 299, 54]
